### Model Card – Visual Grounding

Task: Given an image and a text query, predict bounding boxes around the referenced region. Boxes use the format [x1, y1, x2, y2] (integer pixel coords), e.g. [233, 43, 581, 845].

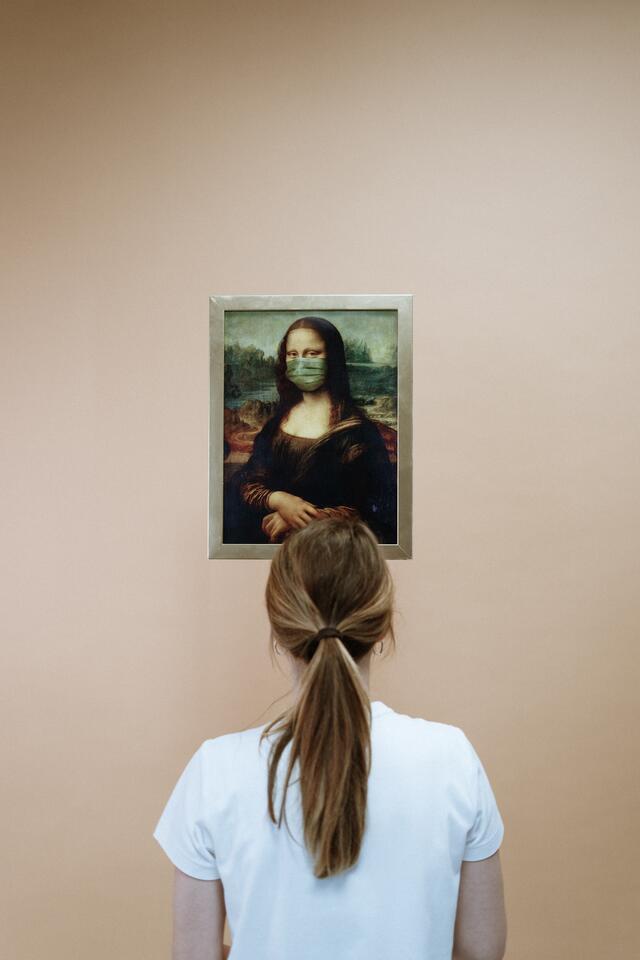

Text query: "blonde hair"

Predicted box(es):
[259, 516, 396, 878]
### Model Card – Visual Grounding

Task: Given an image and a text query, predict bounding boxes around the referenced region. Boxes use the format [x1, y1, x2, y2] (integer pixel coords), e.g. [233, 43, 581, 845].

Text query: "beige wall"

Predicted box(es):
[2, 1, 638, 957]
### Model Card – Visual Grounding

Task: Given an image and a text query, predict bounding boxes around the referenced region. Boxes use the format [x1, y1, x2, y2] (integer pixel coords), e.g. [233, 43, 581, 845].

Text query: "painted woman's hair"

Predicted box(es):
[273, 315, 363, 427]
[260, 515, 396, 878]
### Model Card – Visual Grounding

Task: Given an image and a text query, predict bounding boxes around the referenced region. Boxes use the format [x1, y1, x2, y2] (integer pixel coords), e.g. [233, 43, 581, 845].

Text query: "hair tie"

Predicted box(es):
[314, 626, 345, 642]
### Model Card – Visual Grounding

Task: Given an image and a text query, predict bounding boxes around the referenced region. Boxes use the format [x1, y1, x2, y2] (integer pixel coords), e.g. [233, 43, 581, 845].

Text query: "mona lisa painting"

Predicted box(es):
[209, 294, 412, 559]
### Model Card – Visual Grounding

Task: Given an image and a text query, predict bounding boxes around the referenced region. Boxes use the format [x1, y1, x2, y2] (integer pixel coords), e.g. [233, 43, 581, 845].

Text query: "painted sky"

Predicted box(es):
[224, 310, 397, 364]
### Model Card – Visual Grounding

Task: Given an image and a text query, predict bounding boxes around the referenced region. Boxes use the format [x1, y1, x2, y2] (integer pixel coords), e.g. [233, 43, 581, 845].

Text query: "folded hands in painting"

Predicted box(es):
[261, 511, 293, 542]
[262, 492, 362, 542]
[266, 491, 320, 532]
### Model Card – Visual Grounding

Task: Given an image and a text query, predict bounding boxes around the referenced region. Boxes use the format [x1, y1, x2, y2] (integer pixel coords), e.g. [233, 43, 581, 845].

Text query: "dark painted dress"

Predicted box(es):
[223, 412, 397, 544]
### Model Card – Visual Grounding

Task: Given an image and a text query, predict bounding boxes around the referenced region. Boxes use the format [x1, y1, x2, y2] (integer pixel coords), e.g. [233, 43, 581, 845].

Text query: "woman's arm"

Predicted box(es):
[452, 851, 507, 960]
[310, 505, 361, 522]
[172, 869, 226, 960]
[238, 478, 273, 511]
[234, 423, 276, 513]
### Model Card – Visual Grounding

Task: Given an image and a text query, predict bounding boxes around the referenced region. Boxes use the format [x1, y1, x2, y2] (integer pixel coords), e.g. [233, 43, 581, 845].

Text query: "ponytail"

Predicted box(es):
[260, 516, 395, 878]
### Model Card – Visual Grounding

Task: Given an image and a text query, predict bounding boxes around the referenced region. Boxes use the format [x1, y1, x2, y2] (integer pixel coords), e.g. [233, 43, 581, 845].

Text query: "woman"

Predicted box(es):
[223, 315, 397, 544]
[153, 517, 507, 960]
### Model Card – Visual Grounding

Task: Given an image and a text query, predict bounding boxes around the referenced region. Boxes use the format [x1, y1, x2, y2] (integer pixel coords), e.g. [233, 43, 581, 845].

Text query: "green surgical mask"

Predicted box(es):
[285, 356, 327, 392]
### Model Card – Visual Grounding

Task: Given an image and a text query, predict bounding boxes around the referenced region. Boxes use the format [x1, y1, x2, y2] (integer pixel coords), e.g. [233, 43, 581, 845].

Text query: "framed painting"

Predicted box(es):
[209, 294, 412, 559]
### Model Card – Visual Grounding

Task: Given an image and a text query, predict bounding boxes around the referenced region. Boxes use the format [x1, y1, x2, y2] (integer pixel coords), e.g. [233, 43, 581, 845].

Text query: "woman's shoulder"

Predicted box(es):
[383, 713, 475, 769]
[199, 722, 275, 772]
[252, 411, 282, 442]
[333, 409, 385, 443]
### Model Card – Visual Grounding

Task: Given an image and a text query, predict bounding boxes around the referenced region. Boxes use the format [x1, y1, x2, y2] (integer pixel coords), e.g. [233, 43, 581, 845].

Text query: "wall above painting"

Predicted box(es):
[209, 294, 412, 559]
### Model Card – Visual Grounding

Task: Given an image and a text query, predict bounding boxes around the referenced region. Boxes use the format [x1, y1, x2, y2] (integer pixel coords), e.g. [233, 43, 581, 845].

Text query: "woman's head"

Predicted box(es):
[259, 515, 396, 878]
[274, 316, 359, 424]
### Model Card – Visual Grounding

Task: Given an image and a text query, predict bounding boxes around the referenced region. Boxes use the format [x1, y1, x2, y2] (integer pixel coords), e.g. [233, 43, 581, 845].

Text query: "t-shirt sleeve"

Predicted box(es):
[460, 733, 505, 862]
[152, 741, 221, 880]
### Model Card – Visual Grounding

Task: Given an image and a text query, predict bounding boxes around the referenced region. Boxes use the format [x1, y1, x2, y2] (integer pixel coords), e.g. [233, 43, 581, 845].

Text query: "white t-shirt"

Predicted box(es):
[153, 700, 505, 960]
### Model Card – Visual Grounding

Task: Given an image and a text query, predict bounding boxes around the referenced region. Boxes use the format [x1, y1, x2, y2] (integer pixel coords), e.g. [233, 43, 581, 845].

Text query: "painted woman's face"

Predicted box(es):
[285, 328, 328, 392]
[285, 327, 326, 360]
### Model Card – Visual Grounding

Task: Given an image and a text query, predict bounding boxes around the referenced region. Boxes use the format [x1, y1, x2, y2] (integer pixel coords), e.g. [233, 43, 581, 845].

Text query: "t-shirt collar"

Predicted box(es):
[370, 700, 392, 718]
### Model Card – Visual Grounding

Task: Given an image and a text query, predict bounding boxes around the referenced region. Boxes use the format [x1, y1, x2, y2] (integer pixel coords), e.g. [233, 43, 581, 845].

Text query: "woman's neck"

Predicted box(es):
[300, 387, 330, 406]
